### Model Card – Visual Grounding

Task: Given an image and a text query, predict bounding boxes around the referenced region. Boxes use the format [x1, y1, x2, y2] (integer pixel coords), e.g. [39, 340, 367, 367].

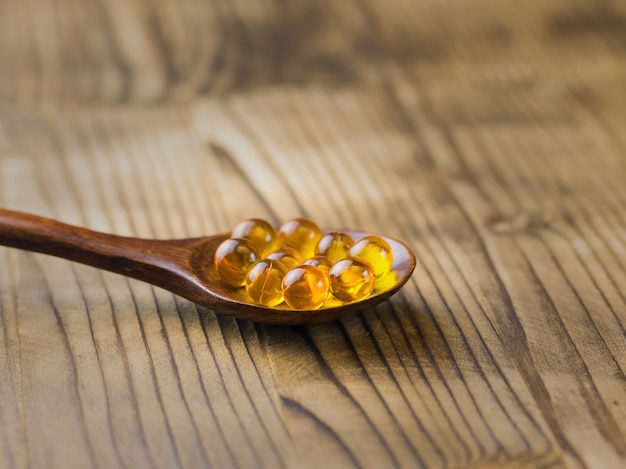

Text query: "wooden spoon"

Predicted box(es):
[0, 209, 415, 325]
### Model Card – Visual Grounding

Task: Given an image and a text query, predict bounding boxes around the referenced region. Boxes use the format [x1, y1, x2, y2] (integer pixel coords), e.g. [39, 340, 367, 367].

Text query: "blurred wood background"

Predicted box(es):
[1, 0, 626, 467]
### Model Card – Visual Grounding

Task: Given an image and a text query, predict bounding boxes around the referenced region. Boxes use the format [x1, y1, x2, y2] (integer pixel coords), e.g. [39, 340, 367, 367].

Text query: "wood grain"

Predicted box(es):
[1, 0, 625, 467]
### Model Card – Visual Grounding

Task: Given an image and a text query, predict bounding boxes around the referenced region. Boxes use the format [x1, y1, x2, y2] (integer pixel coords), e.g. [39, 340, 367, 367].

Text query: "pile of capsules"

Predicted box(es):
[213, 218, 394, 310]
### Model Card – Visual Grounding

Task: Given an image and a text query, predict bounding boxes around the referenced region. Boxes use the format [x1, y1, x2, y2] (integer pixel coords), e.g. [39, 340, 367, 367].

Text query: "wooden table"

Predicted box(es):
[1, 0, 625, 467]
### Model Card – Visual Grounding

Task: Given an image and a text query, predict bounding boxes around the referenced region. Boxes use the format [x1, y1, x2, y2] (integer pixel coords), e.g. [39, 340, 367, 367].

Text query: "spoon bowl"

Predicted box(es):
[0, 209, 415, 325]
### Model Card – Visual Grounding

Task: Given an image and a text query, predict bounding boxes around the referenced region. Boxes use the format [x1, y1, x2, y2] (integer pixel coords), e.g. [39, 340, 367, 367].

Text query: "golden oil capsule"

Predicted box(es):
[322, 296, 343, 308]
[214, 238, 258, 287]
[329, 256, 375, 302]
[302, 256, 333, 277]
[282, 265, 329, 310]
[374, 270, 398, 293]
[315, 232, 354, 262]
[231, 218, 276, 254]
[276, 218, 322, 259]
[265, 247, 304, 270]
[245, 259, 288, 307]
[349, 235, 393, 279]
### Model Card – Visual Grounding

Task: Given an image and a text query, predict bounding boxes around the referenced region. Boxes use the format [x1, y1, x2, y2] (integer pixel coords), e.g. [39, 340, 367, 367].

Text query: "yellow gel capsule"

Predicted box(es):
[214, 238, 259, 287]
[245, 259, 288, 307]
[349, 235, 394, 279]
[282, 265, 329, 310]
[322, 296, 343, 308]
[315, 232, 354, 262]
[303, 256, 334, 277]
[276, 218, 322, 259]
[374, 270, 398, 293]
[231, 218, 276, 254]
[329, 256, 375, 303]
[265, 247, 304, 270]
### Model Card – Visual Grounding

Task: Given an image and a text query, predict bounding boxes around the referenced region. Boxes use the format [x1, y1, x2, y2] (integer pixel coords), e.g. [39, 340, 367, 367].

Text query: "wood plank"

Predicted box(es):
[1, 0, 625, 467]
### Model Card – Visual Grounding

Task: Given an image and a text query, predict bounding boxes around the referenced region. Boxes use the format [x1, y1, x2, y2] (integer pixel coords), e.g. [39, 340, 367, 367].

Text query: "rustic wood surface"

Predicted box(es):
[1, 0, 625, 467]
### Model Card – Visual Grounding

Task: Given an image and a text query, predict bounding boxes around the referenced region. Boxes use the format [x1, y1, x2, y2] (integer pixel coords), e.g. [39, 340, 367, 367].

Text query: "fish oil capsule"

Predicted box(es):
[265, 247, 304, 270]
[282, 265, 329, 310]
[231, 218, 276, 254]
[214, 238, 259, 287]
[303, 256, 333, 277]
[276, 218, 322, 259]
[315, 232, 354, 262]
[349, 235, 394, 279]
[245, 259, 288, 307]
[374, 270, 398, 293]
[329, 256, 375, 302]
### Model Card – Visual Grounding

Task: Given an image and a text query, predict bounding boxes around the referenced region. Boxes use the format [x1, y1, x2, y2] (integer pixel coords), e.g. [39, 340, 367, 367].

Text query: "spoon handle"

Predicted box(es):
[0, 208, 192, 286]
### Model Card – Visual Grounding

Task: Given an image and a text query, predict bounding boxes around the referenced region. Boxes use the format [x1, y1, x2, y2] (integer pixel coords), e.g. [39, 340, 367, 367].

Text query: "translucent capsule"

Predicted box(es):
[214, 238, 259, 287]
[276, 218, 322, 259]
[329, 256, 375, 302]
[322, 296, 343, 308]
[245, 259, 288, 307]
[282, 265, 329, 310]
[315, 232, 354, 262]
[303, 256, 334, 277]
[374, 270, 398, 293]
[349, 235, 394, 279]
[265, 247, 304, 270]
[231, 218, 276, 254]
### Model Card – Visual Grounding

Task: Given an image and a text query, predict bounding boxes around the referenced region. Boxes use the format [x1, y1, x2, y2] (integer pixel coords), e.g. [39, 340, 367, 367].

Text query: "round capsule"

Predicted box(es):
[276, 218, 322, 259]
[329, 256, 375, 303]
[245, 259, 288, 307]
[231, 218, 276, 254]
[303, 256, 334, 277]
[282, 265, 329, 310]
[349, 235, 394, 278]
[214, 238, 259, 287]
[265, 247, 304, 270]
[374, 270, 398, 293]
[315, 232, 354, 262]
